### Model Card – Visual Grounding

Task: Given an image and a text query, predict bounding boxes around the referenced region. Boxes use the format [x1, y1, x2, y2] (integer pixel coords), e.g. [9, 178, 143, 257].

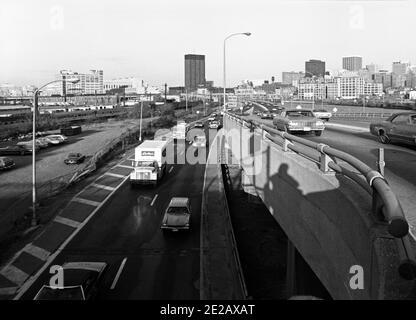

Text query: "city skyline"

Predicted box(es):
[1, 0, 415, 87]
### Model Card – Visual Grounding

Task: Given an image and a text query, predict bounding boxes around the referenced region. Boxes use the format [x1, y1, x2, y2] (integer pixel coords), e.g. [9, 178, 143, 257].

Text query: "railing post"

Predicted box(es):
[317, 143, 334, 174]
[283, 134, 293, 152]
[377, 148, 385, 176]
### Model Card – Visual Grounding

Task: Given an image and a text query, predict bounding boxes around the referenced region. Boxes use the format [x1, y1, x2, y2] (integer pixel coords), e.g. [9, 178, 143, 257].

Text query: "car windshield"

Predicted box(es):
[68, 153, 78, 158]
[167, 206, 189, 215]
[315, 109, 328, 112]
[286, 111, 314, 117]
[35, 286, 84, 300]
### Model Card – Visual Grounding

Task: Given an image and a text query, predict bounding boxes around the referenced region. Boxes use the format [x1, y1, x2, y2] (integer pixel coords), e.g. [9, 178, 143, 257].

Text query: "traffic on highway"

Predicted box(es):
[1, 0, 416, 309]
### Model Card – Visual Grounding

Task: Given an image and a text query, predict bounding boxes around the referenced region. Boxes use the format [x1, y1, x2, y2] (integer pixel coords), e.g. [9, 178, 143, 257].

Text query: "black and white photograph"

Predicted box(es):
[0, 0, 416, 309]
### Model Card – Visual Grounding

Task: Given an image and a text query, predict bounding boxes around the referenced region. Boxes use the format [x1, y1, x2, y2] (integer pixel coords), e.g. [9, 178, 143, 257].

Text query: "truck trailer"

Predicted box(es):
[130, 140, 168, 186]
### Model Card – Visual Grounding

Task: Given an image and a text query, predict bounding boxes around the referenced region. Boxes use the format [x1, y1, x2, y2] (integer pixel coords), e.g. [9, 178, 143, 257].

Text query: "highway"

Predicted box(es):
[244, 110, 416, 235]
[19, 125, 215, 300]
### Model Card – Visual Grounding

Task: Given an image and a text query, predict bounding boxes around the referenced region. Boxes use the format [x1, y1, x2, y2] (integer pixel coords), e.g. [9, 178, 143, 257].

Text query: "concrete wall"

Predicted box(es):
[222, 114, 414, 299]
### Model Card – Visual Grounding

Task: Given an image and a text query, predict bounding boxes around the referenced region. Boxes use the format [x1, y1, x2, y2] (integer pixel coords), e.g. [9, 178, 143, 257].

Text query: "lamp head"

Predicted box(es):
[244, 32, 251, 36]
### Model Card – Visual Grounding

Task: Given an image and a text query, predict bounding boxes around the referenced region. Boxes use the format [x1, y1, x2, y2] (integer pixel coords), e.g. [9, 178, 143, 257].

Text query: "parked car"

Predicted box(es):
[313, 109, 332, 121]
[0, 157, 15, 170]
[194, 122, 204, 128]
[273, 109, 325, 136]
[161, 197, 192, 232]
[0, 144, 35, 156]
[64, 153, 86, 164]
[369, 112, 416, 145]
[17, 140, 47, 149]
[46, 134, 68, 143]
[35, 139, 49, 149]
[33, 262, 107, 300]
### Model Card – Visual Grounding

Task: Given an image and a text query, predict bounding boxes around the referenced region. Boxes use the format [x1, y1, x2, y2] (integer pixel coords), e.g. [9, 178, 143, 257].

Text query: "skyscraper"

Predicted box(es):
[342, 56, 363, 71]
[305, 60, 325, 77]
[185, 54, 205, 91]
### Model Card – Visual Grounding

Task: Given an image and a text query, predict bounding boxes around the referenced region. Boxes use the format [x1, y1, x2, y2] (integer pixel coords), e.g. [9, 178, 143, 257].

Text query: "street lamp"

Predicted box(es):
[223, 32, 251, 112]
[31, 77, 79, 226]
[139, 85, 148, 142]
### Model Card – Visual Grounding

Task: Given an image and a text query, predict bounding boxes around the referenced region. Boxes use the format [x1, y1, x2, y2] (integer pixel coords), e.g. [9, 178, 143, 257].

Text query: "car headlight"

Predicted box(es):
[288, 121, 299, 126]
[316, 121, 324, 126]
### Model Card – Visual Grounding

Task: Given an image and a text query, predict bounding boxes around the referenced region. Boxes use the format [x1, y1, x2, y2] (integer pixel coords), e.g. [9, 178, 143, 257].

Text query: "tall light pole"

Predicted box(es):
[139, 86, 147, 142]
[31, 77, 79, 226]
[223, 32, 251, 112]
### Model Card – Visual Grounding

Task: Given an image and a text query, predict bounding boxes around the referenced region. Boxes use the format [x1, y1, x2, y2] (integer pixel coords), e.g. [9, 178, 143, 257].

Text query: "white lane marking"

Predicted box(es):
[23, 244, 50, 262]
[14, 175, 130, 300]
[169, 167, 174, 173]
[0, 265, 29, 286]
[72, 197, 101, 207]
[110, 258, 127, 290]
[151, 194, 158, 206]
[54, 216, 81, 228]
[105, 172, 126, 179]
[90, 183, 116, 191]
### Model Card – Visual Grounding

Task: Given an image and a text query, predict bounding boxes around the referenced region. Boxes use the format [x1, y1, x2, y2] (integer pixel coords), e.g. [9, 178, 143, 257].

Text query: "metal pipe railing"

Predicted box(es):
[224, 110, 415, 280]
[224, 111, 409, 239]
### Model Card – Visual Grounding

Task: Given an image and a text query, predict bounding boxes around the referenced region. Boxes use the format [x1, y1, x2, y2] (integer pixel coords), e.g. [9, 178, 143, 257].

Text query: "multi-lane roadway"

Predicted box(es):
[19, 124, 216, 300]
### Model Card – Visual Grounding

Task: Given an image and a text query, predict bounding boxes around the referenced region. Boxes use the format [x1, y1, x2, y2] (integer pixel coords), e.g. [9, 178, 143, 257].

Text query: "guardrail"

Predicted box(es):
[332, 112, 393, 119]
[221, 164, 249, 299]
[224, 111, 416, 279]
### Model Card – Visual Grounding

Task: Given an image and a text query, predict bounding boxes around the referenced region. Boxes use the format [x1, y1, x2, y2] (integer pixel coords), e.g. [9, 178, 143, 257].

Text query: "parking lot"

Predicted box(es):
[0, 118, 153, 215]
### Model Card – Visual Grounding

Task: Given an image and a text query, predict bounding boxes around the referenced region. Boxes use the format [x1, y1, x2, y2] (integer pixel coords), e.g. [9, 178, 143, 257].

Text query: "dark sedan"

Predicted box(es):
[33, 262, 107, 300]
[370, 112, 416, 145]
[64, 152, 86, 164]
[0, 145, 32, 156]
[0, 157, 15, 171]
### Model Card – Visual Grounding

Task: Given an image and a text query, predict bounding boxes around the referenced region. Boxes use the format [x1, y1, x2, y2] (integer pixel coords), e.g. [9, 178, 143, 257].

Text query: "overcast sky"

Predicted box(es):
[0, 0, 415, 87]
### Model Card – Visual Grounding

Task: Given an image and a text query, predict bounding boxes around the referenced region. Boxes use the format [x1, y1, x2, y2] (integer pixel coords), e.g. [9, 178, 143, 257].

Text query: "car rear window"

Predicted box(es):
[35, 286, 84, 300]
[167, 206, 189, 215]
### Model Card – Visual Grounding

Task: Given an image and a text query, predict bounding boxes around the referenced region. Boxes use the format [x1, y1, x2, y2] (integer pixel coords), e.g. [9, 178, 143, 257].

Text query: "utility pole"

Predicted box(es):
[164, 83, 167, 104]
[185, 89, 188, 112]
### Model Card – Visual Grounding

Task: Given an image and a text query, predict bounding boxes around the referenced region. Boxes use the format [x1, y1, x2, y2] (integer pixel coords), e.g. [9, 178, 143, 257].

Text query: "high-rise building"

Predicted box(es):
[392, 61, 410, 75]
[282, 71, 305, 85]
[185, 54, 206, 91]
[342, 56, 363, 71]
[60, 69, 104, 95]
[305, 60, 325, 78]
[366, 64, 379, 75]
[373, 70, 392, 89]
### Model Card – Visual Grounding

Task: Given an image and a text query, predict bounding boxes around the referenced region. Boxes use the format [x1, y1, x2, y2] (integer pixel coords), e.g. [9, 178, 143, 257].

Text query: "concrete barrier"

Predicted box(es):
[200, 131, 248, 300]
[222, 115, 415, 299]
